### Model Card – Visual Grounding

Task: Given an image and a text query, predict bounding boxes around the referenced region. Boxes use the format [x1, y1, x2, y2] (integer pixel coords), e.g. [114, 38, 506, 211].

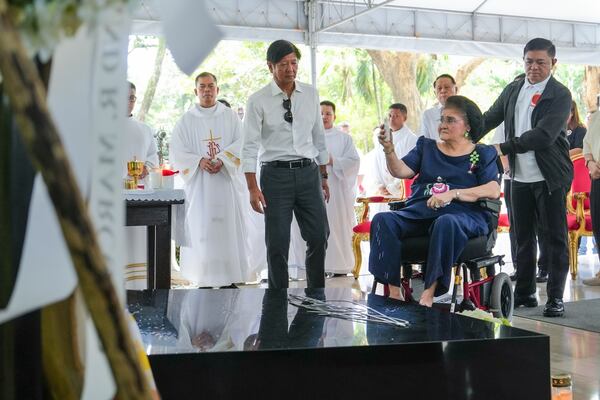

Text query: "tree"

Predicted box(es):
[367, 50, 423, 131]
[366, 51, 486, 132]
[455, 57, 486, 89]
[137, 37, 166, 122]
[584, 66, 600, 113]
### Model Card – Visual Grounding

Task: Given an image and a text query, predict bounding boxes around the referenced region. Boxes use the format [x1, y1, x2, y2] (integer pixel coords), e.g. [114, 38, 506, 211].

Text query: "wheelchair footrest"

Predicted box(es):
[459, 299, 477, 312]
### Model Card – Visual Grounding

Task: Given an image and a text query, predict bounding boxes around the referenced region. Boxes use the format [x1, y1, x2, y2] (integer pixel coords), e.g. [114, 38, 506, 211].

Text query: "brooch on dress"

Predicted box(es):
[431, 176, 449, 194]
[468, 150, 480, 174]
[424, 177, 449, 196]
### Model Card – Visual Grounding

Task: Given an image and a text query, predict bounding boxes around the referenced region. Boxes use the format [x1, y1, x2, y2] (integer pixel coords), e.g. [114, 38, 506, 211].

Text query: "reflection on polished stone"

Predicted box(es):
[127, 288, 539, 354]
[128, 288, 551, 399]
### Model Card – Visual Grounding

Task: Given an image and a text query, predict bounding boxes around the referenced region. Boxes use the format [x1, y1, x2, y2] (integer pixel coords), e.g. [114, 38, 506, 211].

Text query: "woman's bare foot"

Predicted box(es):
[418, 282, 438, 307]
[389, 284, 404, 300]
[418, 295, 434, 307]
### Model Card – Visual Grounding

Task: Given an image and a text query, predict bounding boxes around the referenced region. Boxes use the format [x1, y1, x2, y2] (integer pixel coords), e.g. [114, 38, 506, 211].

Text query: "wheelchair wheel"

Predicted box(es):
[490, 272, 514, 320]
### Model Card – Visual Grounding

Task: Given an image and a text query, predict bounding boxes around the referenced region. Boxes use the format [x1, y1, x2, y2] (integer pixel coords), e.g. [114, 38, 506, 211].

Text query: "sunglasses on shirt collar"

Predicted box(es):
[282, 98, 293, 123]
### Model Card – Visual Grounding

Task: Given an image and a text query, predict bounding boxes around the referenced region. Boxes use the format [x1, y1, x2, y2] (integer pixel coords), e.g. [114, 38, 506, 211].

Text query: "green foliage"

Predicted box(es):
[416, 56, 435, 96]
[554, 63, 586, 114]
[129, 35, 158, 52]
[354, 61, 373, 102]
[128, 37, 592, 154]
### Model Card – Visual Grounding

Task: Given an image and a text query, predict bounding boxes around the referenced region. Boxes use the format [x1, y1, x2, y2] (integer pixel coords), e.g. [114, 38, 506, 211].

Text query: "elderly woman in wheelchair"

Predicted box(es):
[369, 96, 501, 307]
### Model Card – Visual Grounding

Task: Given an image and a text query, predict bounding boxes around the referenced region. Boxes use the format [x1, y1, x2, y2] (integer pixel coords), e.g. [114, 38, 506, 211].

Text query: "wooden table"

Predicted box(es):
[125, 190, 185, 289]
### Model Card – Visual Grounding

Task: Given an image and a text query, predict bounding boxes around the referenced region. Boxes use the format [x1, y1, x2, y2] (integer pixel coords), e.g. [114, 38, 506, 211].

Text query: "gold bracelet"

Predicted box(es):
[383, 149, 395, 154]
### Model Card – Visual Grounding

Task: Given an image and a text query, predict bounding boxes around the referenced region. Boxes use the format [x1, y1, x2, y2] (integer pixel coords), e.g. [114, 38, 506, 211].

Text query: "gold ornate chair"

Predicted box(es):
[351, 179, 412, 279]
[566, 154, 593, 279]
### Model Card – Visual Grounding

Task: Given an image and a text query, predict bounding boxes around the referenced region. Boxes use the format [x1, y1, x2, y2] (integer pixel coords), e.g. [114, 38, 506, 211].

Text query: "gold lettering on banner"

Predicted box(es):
[99, 88, 118, 120]
[91, 19, 127, 279]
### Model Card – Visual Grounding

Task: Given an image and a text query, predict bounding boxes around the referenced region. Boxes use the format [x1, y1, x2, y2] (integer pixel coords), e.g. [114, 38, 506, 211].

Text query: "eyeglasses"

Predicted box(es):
[524, 59, 549, 67]
[439, 116, 464, 125]
[128, 95, 137, 102]
[282, 98, 293, 123]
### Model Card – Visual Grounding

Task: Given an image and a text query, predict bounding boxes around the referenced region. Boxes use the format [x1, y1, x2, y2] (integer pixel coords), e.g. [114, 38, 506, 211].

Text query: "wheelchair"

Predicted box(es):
[372, 198, 514, 320]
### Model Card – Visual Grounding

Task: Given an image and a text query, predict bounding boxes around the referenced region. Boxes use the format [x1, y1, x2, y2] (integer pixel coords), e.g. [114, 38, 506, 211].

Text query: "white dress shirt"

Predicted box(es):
[583, 112, 600, 162]
[490, 122, 505, 145]
[491, 122, 511, 180]
[241, 80, 328, 173]
[419, 103, 442, 140]
[513, 75, 551, 183]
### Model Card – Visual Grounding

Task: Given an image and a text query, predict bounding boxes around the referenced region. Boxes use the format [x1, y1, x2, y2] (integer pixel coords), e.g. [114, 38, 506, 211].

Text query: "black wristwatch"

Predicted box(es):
[321, 172, 329, 180]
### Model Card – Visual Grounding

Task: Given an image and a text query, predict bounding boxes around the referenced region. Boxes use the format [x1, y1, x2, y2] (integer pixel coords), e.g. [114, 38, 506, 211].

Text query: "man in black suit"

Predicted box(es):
[472, 38, 572, 317]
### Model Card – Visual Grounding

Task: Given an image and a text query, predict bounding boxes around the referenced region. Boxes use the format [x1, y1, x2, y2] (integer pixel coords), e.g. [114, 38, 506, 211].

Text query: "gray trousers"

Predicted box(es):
[260, 162, 329, 288]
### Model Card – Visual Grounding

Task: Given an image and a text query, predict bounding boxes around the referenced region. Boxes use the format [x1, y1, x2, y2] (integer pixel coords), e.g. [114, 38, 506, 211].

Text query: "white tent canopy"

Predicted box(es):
[132, 0, 600, 75]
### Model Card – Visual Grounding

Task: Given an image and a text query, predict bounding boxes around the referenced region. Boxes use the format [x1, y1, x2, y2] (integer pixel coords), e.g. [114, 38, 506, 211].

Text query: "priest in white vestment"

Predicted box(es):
[170, 72, 255, 287]
[289, 101, 360, 275]
[123, 82, 159, 289]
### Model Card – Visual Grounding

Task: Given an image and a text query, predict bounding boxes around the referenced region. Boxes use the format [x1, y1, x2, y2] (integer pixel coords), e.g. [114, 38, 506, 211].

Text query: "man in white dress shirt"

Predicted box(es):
[474, 38, 572, 317]
[242, 40, 330, 289]
[289, 101, 360, 276]
[420, 74, 458, 141]
[368, 103, 418, 197]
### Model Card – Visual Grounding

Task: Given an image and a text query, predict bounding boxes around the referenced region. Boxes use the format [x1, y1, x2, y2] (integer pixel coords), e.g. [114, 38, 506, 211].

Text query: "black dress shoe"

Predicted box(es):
[543, 298, 564, 317]
[536, 269, 548, 283]
[514, 293, 538, 308]
[219, 283, 238, 289]
[509, 271, 517, 282]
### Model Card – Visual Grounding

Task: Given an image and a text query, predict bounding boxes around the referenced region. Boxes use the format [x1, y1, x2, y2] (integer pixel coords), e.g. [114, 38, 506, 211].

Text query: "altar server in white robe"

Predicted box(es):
[122, 81, 159, 178]
[170, 72, 254, 287]
[123, 82, 159, 289]
[289, 101, 360, 275]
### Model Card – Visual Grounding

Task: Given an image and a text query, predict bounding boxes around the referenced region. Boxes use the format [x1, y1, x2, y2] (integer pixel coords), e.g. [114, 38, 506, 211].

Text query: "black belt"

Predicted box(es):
[261, 158, 313, 169]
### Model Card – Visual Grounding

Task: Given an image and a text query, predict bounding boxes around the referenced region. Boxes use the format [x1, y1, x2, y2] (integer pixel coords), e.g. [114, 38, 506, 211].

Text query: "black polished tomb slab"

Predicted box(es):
[127, 288, 550, 400]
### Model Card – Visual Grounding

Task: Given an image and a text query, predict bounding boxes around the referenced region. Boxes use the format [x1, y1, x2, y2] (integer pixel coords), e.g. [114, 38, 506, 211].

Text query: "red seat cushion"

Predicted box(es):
[567, 214, 580, 230]
[584, 215, 592, 231]
[498, 213, 510, 227]
[353, 221, 371, 234]
[571, 157, 591, 210]
[566, 214, 593, 231]
[367, 196, 385, 203]
[403, 178, 414, 198]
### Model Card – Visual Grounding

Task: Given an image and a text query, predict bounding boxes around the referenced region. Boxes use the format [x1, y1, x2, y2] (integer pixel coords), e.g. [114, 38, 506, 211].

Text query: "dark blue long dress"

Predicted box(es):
[368, 136, 498, 296]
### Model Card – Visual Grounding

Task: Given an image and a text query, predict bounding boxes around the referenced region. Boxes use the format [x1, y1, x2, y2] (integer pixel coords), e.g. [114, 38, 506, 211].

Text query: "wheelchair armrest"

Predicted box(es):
[390, 198, 500, 213]
[477, 198, 501, 214]
[389, 201, 407, 211]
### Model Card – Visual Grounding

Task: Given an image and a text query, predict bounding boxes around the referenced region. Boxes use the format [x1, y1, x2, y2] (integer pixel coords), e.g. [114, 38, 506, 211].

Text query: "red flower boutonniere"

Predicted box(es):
[530, 93, 542, 107]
